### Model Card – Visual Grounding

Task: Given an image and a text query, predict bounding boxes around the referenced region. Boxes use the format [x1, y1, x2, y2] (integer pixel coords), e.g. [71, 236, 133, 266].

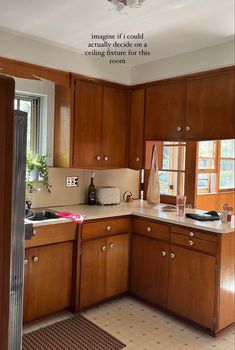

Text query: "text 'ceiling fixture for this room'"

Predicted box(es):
[108, 0, 145, 12]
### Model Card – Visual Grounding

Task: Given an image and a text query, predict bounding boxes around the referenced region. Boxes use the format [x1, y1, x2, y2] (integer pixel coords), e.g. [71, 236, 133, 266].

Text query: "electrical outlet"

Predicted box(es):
[66, 176, 79, 187]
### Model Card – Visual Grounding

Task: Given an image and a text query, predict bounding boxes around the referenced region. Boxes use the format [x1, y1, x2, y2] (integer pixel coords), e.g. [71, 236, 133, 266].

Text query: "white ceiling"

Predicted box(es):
[0, 0, 234, 66]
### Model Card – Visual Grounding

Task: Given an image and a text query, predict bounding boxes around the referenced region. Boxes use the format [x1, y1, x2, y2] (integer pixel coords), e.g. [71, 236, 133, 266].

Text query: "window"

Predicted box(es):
[14, 94, 41, 154]
[197, 139, 235, 193]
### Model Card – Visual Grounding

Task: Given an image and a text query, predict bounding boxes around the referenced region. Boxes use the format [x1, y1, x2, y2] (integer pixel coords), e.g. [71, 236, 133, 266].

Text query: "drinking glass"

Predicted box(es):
[176, 195, 186, 216]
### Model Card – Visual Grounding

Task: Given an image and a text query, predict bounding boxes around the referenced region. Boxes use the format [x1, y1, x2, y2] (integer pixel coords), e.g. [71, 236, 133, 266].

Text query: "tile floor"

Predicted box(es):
[24, 296, 235, 350]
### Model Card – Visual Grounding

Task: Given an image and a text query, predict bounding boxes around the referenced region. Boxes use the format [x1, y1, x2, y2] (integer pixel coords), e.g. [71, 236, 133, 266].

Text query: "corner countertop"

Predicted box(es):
[27, 200, 235, 234]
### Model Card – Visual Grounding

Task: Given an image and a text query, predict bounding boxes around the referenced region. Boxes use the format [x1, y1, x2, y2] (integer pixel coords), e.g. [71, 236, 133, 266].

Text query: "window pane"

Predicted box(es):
[220, 159, 235, 189]
[19, 99, 32, 152]
[221, 139, 235, 158]
[198, 158, 215, 169]
[14, 99, 18, 109]
[198, 141, 216, 158]
[197, 173, 216, 193]
[162, 146, 186, 171]
[159, 171, 185, 196]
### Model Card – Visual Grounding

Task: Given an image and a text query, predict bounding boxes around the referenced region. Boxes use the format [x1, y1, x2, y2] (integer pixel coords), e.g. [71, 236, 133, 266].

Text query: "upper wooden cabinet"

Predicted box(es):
[145, 81, 186, 140]
[73, 81, 129, 168]
[144, 68, 235, 141]
[129, 89, 145, 169]
[185, 71, 235, 140]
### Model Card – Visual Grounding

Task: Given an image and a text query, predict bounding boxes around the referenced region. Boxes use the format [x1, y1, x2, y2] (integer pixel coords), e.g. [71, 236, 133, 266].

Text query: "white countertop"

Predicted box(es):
[28, 200, 235, 234]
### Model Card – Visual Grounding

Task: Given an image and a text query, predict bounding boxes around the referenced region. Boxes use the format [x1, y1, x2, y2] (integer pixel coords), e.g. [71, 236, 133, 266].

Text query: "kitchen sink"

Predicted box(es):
[26, 210, 59, 221]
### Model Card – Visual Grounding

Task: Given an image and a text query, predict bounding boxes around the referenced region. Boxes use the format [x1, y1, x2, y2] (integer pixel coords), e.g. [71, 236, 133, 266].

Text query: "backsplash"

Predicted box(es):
[27, 168, 140, 209]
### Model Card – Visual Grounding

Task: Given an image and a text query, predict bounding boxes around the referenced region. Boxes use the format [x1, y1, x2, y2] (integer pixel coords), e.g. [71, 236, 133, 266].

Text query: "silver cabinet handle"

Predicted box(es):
[177, 126, 182, 131]
[161, 251, 166, 257]
[33, 256, 39, 263]
[96, 155, 101, 161]
[109, 243, 114, 249]
[188, 240, 194, 246]
[33, 229, 36, 236]
[170, 253, 175, 259]
[101, 245, 107, 252]
[136, 157, 140, 162]
[185, 126, 191, 131]
[146, 227, 151, 232]
[189, 231, 194, 237]
[24, 259, 28, 265]
[106, 225, 112, 231]
[104, 156, 108, 161]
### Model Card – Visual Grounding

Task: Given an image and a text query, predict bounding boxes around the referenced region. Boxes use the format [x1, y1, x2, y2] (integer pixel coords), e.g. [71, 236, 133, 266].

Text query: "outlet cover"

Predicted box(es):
[66, 176, 79, 187]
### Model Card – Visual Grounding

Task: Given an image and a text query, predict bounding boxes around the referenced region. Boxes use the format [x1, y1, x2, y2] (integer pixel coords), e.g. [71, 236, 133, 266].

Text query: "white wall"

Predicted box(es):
[131, 40, 235, 85]
[27, 168, 140, 208]
[15, 78, 55, 165]
[0, 29, 131, 85]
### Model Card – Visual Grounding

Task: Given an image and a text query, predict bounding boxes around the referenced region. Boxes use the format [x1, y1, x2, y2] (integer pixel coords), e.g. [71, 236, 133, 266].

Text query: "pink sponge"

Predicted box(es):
[57, 212, 86, 224]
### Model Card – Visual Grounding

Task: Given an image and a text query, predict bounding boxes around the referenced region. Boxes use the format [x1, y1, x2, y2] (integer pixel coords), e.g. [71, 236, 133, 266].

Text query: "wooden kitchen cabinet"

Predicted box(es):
[80, 233, 129, 308]
[129, 88, 145, 169]
[23, 242, 73, 323]
[73, 81, 103, 168]
[168, 245, 216, 330]
[130, 234, 169, 307]
[73, 80, 129, 168]
[185, 71, 235, 140]
[145, 81, 186, 140]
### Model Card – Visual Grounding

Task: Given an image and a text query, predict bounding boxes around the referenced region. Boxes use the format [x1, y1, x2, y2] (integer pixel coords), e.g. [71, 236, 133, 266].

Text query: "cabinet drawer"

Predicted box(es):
[171, 225, 217, 243]
[25, 222, 77, 248]
[171, 233, 217, 255]
[82, 217, 130, 240]
[133, 218, 170, 242]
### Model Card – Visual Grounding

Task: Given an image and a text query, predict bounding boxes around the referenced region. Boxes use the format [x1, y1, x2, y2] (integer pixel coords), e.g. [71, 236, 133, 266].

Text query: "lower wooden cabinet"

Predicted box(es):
[168, 245, 216, 329]
[23, 242, 73, 323]
[80, 234, 129, 308]
[130, 234, 169, 307]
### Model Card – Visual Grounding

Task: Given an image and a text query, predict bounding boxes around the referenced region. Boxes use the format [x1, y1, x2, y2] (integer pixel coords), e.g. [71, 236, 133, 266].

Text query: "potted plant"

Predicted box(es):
[26, 152, 52, 193]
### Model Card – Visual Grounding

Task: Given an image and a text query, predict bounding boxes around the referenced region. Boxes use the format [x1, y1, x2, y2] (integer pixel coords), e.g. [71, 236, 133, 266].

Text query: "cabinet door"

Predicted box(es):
[24, 242, 73, 322]
[80, 238, 106, 308]
[130, 234, 169, 307]
[73, 81, 103, 168]
[102, 86, 129, 168]
[129, 89, 145, 169]
[168, 245, 216, 329]
[145, 81, 186, 140]
[106, 234, 129, 298]
[185, 72, 235, 140]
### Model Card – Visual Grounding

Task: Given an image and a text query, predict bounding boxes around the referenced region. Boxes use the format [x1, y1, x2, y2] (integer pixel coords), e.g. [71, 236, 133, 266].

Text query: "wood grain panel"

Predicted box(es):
[73, 81, 103, 168]
[80, 238, 106, 308]
[129, 89, 145, 169]
[168, 245, 216, 330]
[171, 233, 217, 255]
[133, 218, 170, 242]
[171, 225, 218, 243]
[145, 81, 186, 140]
[130, 234, 169, 307]
[25, 222, 76, 248]
[0, 75, 14, 350]
[106, 234, 129, 298]
[186, 72, 235, 140]
[196, 192, 235, 214]
[82, 218, 130, 240]
[24, 242, 73, 323]
[102, 86, 129, 168]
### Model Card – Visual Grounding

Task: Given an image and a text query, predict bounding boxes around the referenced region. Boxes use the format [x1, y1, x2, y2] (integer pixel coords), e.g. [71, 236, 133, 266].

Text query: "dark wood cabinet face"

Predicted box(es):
[145, 81, 186, 141]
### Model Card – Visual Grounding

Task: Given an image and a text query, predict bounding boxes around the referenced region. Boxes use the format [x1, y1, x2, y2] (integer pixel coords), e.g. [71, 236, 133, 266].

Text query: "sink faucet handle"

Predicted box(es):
[26, 200, 32, 210]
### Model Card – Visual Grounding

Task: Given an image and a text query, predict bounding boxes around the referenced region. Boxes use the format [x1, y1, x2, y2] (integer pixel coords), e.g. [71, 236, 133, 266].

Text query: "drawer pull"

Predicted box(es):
[96, 155, 101, 161]
[170, 253, 175, 259]
[176, 126, 182, 132]
[146, 227, 151, 232]
[33, 229, 36, 236]
[104, 156, 109, 161]
[161, 251, 166, 257]
[109, 243, 114, 249]
[136, 157, 140, 162]
[189, 231, 194, 237]
[101, 245, 107, 252]
[106, 225, 112, 231]
[186, 126, 191, 132]
[33, 256, 39, 263]
[24, 259, 28, 265]
[188, 240, 194, 246]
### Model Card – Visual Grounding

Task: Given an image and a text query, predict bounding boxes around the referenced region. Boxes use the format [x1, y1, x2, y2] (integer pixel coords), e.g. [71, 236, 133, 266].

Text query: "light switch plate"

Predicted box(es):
[66, 176, 79, 187]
